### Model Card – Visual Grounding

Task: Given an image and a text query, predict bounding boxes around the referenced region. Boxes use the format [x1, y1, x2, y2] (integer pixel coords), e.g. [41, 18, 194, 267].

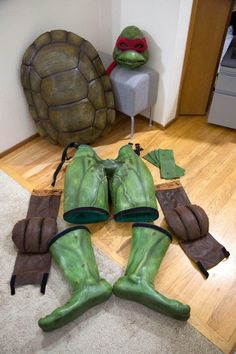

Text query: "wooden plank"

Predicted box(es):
[0, 115, 236, 353]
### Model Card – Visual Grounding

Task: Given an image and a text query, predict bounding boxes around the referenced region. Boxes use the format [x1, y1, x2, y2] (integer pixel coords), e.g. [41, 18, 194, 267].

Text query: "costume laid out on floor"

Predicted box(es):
[10, 189, 62, 295]
[106, 25, 149, 74]
[14, 24, 229, 336]
[37, 144, 191, 331]
[10, 143, 231, 331]
[156, 181, 230, 278]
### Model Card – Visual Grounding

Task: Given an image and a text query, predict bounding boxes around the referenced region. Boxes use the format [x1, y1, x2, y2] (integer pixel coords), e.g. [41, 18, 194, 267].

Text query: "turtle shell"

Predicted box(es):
[21, 30, 116, 146]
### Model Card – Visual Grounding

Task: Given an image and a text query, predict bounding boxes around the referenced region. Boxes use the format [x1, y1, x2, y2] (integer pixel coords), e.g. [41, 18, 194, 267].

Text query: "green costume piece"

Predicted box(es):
[38, 226, 112, 331]
[21, 30, 115, 146]
[64, 144, 158, 224]
[113, 25, 149, 69]
[113, 223, 190, 321]
[143, 149, 185, 179]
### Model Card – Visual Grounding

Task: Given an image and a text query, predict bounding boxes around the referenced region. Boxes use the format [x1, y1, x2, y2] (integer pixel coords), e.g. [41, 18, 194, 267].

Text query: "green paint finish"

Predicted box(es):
[113, 25, 149, 69]
[64, 145, 109, 223]
[49, 100, 95, 132]
[64, 144, 158, 224]
[113, 224, 191, 321]
[41, 70, 88, 106]
[38, 227, 112, 331]
[110, 145, 158, 221]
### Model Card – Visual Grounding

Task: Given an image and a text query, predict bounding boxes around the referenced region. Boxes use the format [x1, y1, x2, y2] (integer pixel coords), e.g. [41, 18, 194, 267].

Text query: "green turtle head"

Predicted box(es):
[113, 25, 149, 69]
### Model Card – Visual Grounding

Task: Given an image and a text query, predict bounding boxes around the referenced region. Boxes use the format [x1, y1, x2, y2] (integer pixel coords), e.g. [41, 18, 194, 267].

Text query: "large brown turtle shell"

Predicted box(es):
[21, 30, 115, 146]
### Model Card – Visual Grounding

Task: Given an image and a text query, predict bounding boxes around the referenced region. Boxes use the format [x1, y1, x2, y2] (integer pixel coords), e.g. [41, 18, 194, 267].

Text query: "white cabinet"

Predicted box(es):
[208, 37, 236, 129]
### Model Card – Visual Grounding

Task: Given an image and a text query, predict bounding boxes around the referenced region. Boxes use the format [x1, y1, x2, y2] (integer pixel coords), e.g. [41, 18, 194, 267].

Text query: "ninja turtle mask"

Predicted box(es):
[113, 25, 149, 69]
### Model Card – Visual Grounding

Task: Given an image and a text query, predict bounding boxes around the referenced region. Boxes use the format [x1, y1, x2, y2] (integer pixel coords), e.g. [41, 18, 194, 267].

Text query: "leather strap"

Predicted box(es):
[51, 142, 80, 187]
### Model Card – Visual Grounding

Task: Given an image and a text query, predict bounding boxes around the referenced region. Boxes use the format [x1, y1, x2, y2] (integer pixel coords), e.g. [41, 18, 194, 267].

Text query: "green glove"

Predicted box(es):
[143, 149, 185, 179]
[158, 149, 185, 179]
[38, 226, 112, 331]
[143, 150, 161, 168]
[113, 223, 190, 321]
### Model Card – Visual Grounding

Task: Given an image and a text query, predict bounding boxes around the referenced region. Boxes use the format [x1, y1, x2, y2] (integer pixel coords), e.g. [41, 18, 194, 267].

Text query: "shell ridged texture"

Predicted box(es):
[21, 30, 116, 146]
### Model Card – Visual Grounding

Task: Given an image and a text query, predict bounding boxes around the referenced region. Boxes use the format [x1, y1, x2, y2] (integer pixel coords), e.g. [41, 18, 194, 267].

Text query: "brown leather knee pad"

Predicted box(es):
[12, 217, 57, 253]
[11, 217, 57, 294]
[10, 190, 62, 295]
[156, 181, 230, 278]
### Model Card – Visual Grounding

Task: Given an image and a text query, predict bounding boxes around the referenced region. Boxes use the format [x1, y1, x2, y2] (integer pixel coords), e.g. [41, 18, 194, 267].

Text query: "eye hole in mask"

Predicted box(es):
[135, 44, 144, 49]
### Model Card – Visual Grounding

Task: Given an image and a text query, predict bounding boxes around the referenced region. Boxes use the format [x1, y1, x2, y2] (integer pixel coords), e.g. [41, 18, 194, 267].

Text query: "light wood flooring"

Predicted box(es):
[0, 115, 236, 353]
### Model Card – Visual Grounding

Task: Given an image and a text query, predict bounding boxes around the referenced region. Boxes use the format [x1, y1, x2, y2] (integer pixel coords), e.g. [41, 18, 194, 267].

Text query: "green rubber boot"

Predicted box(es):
[38, 226, 112, 331]
[113, 223, 190, 321]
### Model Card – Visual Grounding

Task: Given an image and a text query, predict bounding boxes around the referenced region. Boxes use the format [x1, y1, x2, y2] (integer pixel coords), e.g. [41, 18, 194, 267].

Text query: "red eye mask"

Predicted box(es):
[116, 37, 148, 52]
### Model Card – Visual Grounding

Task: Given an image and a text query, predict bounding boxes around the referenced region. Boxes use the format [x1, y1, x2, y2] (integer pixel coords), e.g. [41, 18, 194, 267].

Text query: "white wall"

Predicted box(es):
[0, 0, 192, 152]
[111, 0, 193, 126]
[0, 0, 112, 153]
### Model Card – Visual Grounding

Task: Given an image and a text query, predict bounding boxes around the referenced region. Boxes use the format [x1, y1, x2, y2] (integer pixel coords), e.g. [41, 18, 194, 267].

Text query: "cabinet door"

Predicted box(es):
[208, 92, 236, 129]
[178, 0, 234, 115]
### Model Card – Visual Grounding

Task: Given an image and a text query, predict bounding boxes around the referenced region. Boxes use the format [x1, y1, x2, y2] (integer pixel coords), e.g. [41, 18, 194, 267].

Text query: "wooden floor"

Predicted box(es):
[1, 115, 236, 353]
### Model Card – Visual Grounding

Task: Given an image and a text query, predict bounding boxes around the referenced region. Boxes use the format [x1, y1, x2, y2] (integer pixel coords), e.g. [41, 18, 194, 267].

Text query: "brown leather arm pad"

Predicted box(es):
[10, 190, 62, 295]
[156, 181, 230, 278]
